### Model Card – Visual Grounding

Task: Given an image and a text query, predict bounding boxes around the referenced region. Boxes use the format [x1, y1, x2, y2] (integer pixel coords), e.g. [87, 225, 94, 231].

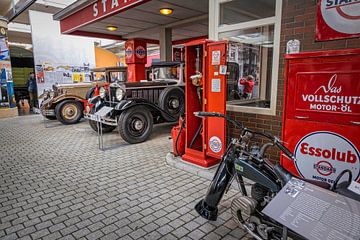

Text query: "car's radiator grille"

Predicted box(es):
[130, 89, 163, 104]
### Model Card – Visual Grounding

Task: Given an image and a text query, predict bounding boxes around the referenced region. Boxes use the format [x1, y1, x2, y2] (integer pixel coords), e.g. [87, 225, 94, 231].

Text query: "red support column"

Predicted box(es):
[125, 39, 147, 82]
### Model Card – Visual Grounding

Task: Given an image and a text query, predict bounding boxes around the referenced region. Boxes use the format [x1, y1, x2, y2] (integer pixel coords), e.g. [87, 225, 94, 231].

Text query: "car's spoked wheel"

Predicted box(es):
[158, 87, 185, 121]
[55, 100, 83, 125]
[167, 96, 182, 116]
[129, 116, 147, 137]
[118, 106, 153, 144]
[62, 103, 78, 121]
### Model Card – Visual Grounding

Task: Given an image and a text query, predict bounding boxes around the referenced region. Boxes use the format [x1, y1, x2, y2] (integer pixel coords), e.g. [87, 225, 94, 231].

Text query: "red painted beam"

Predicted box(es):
[172, 35, 208, 46]
[71, 30, 124, 40]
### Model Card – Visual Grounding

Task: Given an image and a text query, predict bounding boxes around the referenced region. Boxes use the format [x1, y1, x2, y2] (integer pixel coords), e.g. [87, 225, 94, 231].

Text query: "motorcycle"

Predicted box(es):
[194, 112, 360, 240]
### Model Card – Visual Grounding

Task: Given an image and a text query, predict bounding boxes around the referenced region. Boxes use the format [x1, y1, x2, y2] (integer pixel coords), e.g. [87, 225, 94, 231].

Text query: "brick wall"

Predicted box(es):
[227, 0, 360, 161]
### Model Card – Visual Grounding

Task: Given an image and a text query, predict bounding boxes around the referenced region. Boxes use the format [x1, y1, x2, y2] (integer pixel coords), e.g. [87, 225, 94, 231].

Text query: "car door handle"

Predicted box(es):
[350, 121, 360, 125]
[295, 116, 309, 119]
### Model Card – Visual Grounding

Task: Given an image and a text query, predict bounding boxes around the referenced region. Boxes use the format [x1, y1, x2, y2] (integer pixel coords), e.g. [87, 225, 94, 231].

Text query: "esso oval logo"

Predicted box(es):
[321, 0, 360, 34]
[135, 46, 146, 59]
[294, 131, 360, 185]
[125, 46, 133, 59]
[209, 136, 222, 153]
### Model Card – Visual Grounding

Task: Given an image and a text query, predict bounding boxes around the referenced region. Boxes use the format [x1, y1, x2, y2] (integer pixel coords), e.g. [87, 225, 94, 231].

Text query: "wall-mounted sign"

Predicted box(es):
[294, 131, 360, 185]
[316, 0, 360, 41]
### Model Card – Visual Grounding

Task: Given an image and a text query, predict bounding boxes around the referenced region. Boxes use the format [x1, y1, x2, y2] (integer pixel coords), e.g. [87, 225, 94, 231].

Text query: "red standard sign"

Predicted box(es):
[60, 0, 149, 34]
[316, 0, 360, 41]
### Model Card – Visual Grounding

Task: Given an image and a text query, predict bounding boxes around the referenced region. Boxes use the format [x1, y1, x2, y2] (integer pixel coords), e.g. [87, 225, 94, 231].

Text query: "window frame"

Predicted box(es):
[209, 0, 282, 116]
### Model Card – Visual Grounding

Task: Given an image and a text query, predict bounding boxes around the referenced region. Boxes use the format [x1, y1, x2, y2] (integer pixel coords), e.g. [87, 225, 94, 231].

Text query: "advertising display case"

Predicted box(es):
[281, 49, 360, 186]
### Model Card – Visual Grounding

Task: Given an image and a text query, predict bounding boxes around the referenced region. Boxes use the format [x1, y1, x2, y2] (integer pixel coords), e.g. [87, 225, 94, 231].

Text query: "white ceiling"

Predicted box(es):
[74, 0, 209, 41]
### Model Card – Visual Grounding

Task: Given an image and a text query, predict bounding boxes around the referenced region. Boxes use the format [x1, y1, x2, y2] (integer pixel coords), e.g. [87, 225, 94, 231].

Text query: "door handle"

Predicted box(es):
[295, 116, 309, 119]
[350, 121, 360, 125]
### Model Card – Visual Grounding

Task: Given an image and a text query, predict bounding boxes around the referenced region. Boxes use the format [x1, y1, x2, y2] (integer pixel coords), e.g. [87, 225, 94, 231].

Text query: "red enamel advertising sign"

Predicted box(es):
[282, 49, 360, 186]
[60, 0, 150, 34]
[316, 0, 360, 41]
[295, 73, 360, 117]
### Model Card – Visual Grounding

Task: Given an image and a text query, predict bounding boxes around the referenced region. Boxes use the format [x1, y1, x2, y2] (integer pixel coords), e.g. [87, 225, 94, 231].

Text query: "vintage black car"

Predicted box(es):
[85, 61, 185, 144]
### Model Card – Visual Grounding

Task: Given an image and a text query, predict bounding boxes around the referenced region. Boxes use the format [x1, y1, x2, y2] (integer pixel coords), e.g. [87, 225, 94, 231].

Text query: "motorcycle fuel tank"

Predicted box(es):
[234, 157, 280, 193]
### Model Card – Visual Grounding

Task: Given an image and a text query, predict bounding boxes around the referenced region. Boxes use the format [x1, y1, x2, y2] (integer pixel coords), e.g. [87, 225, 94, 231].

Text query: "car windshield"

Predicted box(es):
[92, 71, 127, 83]
[152, 66, 180, 81]
[110, 71, 127, 83]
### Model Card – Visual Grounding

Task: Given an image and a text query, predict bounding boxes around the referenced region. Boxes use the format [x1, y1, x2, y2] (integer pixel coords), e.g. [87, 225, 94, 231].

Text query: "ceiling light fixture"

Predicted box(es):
[160, 8, 173, 15]
[106, 25, 118, 31]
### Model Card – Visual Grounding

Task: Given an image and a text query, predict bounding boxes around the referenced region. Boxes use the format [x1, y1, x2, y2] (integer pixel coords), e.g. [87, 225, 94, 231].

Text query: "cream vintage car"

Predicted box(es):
[39, 66, 127, 124]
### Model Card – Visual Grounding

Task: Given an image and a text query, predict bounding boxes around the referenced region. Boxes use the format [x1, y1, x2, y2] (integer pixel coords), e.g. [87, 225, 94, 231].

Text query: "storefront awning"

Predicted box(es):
[54, 0, 208, 42]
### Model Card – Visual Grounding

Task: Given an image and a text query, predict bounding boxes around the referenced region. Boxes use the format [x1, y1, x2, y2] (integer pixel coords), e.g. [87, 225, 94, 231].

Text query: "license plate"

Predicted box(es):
[87, 114, 98, 121]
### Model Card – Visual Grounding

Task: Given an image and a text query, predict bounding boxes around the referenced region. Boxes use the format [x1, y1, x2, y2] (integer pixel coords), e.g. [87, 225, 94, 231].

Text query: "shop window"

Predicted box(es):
[213, 0, 282, 115]
[220, 0, 276, 26]
[220, 26, 274, 109]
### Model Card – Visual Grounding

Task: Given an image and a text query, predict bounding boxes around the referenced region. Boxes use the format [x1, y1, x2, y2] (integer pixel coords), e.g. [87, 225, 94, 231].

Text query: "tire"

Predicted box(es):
[55, 100, 83, 125]
[45, 115, 57, 120]
[88, 107, 116, 133]
[158, 87, 185, 122]
[85, 87, 96, 100]
[118, 106, 153, 144]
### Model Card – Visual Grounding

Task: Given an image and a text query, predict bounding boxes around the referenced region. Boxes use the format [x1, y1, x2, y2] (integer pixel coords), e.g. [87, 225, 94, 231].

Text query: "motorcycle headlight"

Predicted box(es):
[115, 88, 125, 101]
[99, 87, 106, 98]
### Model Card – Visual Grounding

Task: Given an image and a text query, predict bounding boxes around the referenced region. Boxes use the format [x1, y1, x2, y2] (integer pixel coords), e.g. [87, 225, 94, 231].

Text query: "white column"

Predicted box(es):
[159, 27, 172, 61]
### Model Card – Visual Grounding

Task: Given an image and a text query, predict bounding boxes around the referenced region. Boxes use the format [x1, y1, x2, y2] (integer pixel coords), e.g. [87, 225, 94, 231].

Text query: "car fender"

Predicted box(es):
[115, 98, 177, 122]
[52, 94, 85, 105]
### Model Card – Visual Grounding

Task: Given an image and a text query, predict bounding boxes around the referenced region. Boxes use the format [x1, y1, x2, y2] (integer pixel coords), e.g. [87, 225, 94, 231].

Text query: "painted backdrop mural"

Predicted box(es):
[29, 11, 96, 96]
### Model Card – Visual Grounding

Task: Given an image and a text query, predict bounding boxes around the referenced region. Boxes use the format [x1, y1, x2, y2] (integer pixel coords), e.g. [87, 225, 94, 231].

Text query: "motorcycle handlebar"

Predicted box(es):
[194, 111, 296, 161]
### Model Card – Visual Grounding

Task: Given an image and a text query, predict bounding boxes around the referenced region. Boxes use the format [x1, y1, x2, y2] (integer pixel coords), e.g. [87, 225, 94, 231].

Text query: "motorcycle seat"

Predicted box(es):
[335, 182, 360, 202]
[274, 164, 331, 190]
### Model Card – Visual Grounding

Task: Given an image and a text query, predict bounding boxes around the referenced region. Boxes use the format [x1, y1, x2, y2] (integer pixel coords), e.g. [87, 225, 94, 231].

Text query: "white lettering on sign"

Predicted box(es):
[93, 3, 98, 17]
[321, 0, 360, 34]
[294, 132, 360, 186]
[102, 0, 107, 12]
[315, 74, 342, 94]
[112, 0, 119, 8]
[93, 0, 136, 17]
[301, 74, 360, 113]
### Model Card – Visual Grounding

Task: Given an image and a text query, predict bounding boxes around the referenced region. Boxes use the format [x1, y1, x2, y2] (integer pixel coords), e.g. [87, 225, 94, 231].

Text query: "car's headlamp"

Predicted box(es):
[99, 87, 106, 98]
[116, 88, 125, 101]
[49, 91, 55, 98]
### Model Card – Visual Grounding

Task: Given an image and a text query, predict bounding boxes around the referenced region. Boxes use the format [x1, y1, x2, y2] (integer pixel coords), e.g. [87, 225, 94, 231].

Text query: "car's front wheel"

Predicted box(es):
[88, 107, 117, 133]
[118, 106, 153, 144]
[55, 100, 83, 125]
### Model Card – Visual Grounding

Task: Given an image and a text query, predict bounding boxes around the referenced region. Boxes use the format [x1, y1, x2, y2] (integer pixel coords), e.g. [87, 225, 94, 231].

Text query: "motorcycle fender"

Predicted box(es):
[235, 158, 280, 193]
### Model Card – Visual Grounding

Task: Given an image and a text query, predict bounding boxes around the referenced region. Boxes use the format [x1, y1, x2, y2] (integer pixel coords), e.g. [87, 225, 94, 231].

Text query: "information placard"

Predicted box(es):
[262, 178, 360, 240]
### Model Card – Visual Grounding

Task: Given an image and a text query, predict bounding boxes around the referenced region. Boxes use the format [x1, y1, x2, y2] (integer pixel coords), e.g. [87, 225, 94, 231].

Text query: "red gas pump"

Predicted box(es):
[281, 49, 360, 186]
[173, 40, 229, 168]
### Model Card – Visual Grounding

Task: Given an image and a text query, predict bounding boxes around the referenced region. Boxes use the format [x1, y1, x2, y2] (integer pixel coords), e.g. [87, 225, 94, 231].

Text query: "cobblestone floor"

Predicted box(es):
[0, 115, 249, 240]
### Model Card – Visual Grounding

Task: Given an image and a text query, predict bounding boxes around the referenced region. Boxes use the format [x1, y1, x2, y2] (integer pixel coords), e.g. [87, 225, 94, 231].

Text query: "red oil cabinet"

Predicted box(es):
[281, 49, 360, 185]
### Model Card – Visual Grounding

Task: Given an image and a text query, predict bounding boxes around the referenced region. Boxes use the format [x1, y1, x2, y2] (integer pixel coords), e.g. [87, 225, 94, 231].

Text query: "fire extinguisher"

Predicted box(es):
[172, 115, 186, 157]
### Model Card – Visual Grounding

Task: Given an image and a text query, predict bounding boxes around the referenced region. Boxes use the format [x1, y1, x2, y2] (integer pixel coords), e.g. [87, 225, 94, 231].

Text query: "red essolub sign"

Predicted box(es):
[316, 0, 360, 41]
[281, 49, 360, 186]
